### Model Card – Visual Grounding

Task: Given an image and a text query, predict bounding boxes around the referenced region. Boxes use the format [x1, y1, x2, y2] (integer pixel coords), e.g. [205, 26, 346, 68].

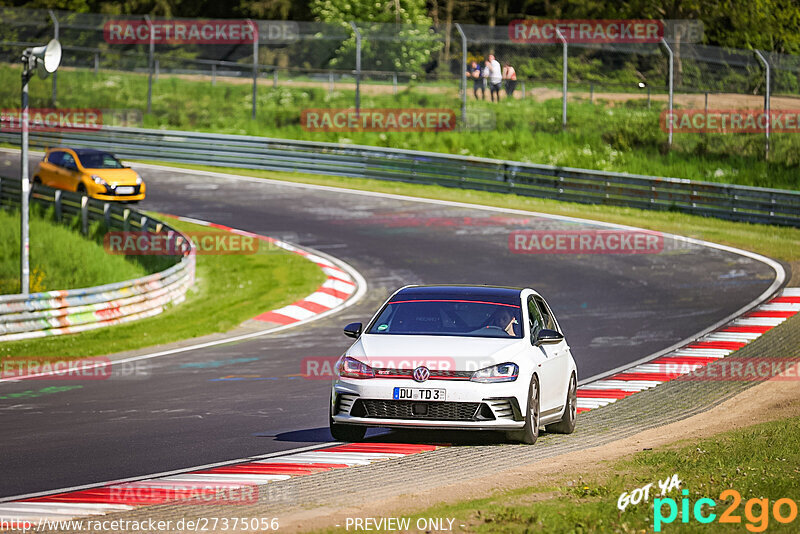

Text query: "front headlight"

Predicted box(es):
[471, 362, 519, 383]
[336, 356, 375, 379]
[91, 175, 107, 186]
[135, 173, 143, 185]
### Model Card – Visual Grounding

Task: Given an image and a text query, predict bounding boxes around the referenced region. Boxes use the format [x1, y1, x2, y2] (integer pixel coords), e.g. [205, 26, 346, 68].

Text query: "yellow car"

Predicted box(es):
[34, 147, 145, 202]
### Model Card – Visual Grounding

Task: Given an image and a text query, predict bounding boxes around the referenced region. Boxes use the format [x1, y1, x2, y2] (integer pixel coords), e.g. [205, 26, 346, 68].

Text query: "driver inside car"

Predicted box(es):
[487, 308, 520, 336]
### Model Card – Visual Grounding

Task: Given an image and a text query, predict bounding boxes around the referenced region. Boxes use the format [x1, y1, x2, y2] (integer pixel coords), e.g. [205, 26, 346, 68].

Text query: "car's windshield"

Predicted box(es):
[368, 299, 522, 338]
[78, 152, 124, 169]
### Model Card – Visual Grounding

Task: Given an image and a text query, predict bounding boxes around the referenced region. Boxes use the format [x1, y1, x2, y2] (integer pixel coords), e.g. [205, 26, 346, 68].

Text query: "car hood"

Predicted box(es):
[83, 168, 139, 186]
[347, 334, 527, 372]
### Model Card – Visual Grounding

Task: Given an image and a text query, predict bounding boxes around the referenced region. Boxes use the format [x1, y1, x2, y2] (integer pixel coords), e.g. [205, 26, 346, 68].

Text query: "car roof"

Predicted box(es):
[73, 148, 115, 157]
[49, 148, 114, 157]
[389, 285, 523, 306]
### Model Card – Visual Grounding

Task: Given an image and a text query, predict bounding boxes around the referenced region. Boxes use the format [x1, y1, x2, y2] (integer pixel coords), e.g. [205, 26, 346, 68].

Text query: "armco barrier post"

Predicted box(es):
[54, 190, 62, 221]
[80, 195, 89, 235]
[123, 208, 130, 231]
[103, 202, 110, 227]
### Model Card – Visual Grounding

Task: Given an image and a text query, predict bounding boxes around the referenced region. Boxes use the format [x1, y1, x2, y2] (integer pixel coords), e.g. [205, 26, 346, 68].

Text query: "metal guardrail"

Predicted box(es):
[1, 126, 799, 226]
[0, 177, 195, 342]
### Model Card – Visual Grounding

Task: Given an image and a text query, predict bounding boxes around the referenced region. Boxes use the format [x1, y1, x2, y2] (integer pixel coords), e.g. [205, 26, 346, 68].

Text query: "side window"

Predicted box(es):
[527, 297, 543, 343]
[47, 151, 64, 166]
[62, 153, 77, 170]
[534, 297, 557, 331]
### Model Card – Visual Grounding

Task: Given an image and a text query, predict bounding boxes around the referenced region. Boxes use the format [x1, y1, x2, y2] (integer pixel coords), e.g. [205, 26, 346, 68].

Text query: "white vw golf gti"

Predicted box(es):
[329, 285, 578, 444]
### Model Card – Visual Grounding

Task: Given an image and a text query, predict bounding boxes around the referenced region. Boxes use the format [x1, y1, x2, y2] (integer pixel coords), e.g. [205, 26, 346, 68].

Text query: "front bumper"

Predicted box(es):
[92, 192, 146, 202]
[331, 377, 527, 430]
[88, 182, 145, 202]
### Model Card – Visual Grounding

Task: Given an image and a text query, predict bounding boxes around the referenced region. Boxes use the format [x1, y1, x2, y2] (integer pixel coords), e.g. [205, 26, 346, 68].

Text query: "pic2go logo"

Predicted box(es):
[654, 489, 799, 532]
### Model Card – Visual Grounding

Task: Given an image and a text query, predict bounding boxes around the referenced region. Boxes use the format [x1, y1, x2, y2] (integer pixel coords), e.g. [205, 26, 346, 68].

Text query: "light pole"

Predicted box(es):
[20, 39, 61, 295]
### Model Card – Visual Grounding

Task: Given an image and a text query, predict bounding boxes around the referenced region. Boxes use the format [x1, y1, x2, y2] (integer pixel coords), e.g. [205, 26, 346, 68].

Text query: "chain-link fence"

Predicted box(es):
[1, 7, 798, 175]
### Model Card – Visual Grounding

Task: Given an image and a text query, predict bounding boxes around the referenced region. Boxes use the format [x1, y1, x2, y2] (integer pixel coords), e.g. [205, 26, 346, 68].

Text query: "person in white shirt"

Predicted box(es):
[487, 54, 502, 102]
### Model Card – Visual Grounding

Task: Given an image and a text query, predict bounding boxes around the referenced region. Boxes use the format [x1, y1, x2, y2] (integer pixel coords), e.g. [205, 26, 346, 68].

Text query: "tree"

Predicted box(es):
[310, 0, 442, 74]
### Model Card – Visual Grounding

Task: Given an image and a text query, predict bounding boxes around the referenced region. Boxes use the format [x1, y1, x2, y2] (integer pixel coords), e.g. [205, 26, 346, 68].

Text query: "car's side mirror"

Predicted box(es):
[343, 322, 363, 338]
[534, 328, 563, 346]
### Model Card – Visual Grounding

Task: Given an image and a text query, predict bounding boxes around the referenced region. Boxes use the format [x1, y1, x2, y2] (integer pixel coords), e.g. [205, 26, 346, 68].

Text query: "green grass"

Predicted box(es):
[137, 162, 800, 264]
[0, 216, 327, 360]
[2, 64, 798, 191]
[326, 415, 800, 533]
[0, 207, 148, 294]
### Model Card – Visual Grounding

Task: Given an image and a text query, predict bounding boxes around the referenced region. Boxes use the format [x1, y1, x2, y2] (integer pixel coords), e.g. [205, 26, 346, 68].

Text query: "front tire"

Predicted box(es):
[507, 375, 540, 444]
[546, 374, 577, 434]
[329, 404, 366, 442]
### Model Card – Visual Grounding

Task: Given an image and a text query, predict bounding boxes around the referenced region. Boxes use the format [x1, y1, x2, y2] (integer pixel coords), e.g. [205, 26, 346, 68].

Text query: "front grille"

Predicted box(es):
[352, 399, 491, 421]
[336, 394, 358, 415]
[485, 398, 518, 420]
[373, 368, 473, 380]
[105, 184, 140, 195]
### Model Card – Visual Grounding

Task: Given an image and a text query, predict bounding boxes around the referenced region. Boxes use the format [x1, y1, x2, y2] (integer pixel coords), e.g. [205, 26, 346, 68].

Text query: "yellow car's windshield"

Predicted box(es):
[78, 152, 125, 169]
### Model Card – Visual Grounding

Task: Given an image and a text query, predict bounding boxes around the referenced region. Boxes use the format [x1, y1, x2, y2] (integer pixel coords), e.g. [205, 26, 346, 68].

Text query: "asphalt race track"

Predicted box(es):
[0, 153, 780, 499]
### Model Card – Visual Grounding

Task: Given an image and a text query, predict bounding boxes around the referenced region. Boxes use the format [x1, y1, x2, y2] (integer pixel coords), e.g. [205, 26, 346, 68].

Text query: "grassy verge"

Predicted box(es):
[135, 162, 800, 265]
[0, 216, 327, 361]
[2, 64, 798, 190]
[0, 207, 147, 294]
[318, 415, 800, 533]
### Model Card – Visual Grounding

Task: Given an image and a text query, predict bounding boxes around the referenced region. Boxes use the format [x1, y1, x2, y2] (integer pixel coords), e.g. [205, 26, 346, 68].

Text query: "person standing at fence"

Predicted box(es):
[503, 61, 517, 98]
[466, 61, 485, 100]
[487, 54, 502, 102]
[482, 60, 491, 100]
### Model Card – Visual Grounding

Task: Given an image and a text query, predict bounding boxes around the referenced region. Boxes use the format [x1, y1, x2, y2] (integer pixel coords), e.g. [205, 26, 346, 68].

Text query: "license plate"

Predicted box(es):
[116, 186, 134, 195]
[393, 387, 445, 401]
